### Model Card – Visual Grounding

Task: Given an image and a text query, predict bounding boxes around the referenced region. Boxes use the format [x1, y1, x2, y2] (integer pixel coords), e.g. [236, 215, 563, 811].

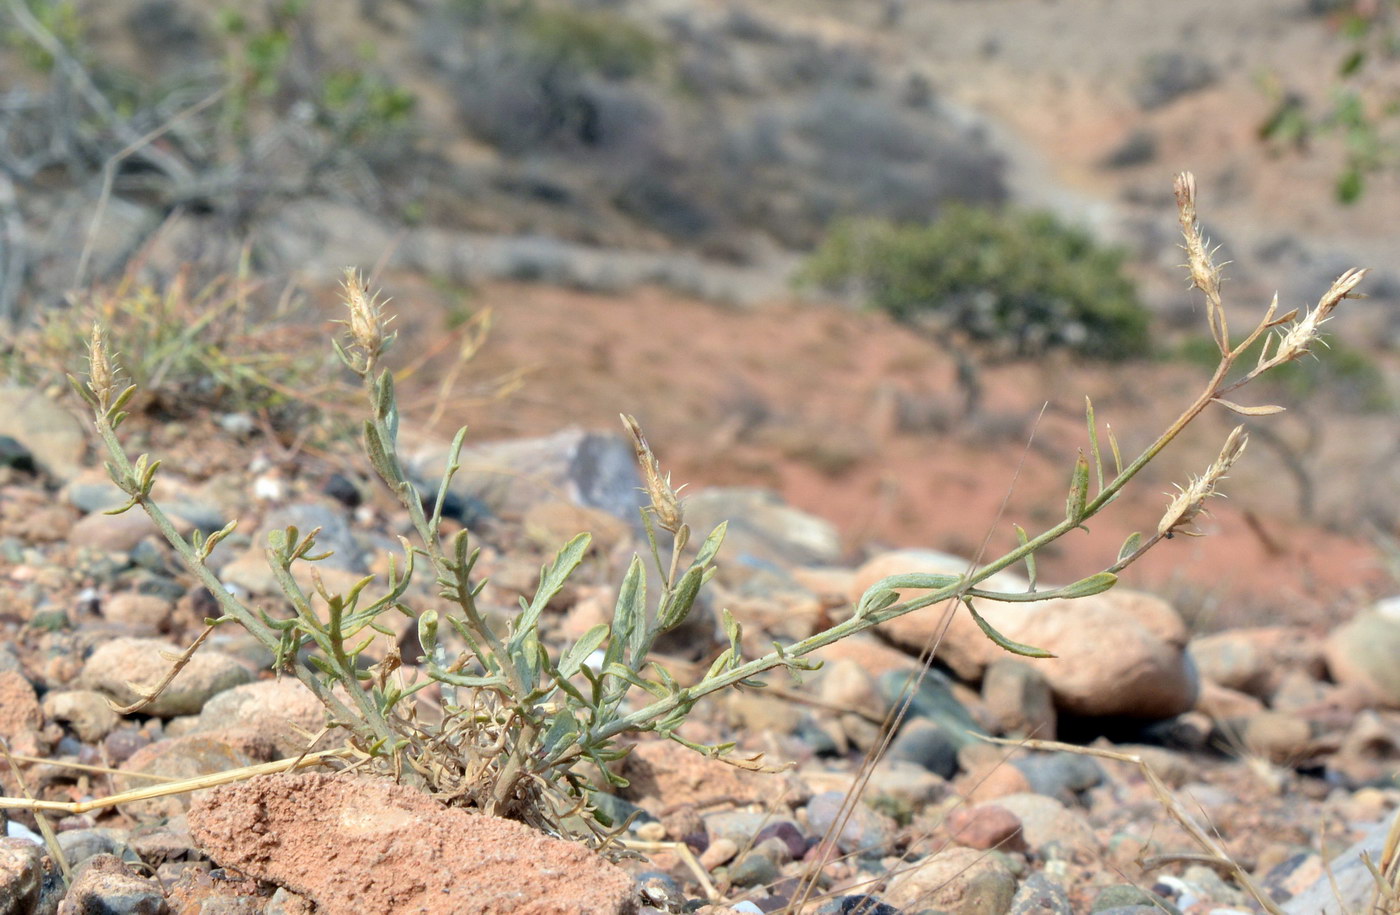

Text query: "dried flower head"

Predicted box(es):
[1175, 171, 1231, 351]
[621, 414, 683, 533]
[86, 322, 119, 411]
[1267, 267, 1368, 368]
[1157, 426, 1248, 538]
[337, 268, 395, 373]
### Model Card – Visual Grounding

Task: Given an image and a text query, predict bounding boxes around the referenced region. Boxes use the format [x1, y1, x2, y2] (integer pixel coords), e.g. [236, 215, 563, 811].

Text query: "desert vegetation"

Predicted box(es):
[2, 2, 1399, 914]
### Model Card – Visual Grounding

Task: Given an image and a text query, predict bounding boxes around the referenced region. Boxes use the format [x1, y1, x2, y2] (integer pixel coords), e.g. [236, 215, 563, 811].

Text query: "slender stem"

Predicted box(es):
[577, 353, 1250, 751]
[358, 372, 524, 701]
[89, 412, 375, 743]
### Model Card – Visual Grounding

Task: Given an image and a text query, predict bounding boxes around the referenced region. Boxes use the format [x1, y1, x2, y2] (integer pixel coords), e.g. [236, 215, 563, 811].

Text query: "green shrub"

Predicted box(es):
[801, 206, 1150, 359]
[520, 5, 662, 80]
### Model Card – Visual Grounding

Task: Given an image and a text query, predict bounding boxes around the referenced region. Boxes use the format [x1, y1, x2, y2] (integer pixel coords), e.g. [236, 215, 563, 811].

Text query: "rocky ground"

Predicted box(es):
[3, 0, 1400, 913]
[2, 375, 1400, 914]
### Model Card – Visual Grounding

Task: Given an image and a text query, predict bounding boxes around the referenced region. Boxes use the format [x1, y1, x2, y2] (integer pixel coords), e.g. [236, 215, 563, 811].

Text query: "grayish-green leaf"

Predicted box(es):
[1085, 396, 1104, 494]
[605, 555, 646, 671]
[1013, 523, 1036, 591]
[559, 624, 609, 679]
[1058, 571, 1118, 599]
[510, 533, 592, 654]
[1117, 532, 1142, 563]
[695, 522, 727, 567]
[658, 563, 704, 632]
[964, 600, 1055, 659]
[1066, 451, 1089, 522]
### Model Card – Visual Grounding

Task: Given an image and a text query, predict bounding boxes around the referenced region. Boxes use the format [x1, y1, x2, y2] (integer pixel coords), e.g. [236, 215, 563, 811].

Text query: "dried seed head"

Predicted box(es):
[86, 322, 118, 410]
[1268, 268, 1368, 367]
[338, 268, 395, 372]
[1157, 426, 1248, 537]
[621, 414, 683, 533]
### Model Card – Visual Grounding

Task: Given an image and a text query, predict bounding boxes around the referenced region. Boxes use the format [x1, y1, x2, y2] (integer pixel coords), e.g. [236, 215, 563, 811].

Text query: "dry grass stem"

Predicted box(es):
[0, 749, 349, 816]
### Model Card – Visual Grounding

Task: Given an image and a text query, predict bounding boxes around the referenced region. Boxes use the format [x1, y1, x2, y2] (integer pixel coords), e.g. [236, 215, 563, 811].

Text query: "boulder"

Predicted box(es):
[1326, 612, 1400, 708]
[856, 551, 1196, 718]
[79, 638, 251, 718]
[412, 428, 645, 524]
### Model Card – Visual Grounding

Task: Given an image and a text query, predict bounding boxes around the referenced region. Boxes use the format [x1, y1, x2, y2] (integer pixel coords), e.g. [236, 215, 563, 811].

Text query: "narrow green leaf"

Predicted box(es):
[964, 600, 1055, 659]
[1117, 532, 1142, 564]
[559, 624, 609, 679]
[417, 609, 439, 657]
[510, 532, 592, 654]
[604, 556, 645, 671]
[704, 648, 733, 680]
[604, 663, 667, 698]
[374, 369, 395, 422]
[541, 711, 580, 756]
[856, 589, 897, 620]
[430, 669, 509, 689]
[721, 608, 742, 655]
[363, 420, 401, 484]
[550, 667, 591, 708]
[695, 522, 727, 567]
[1340, 48, 1366, 77]
[1085, 397, 1104, 494]
[68, 374, 98, 407]
[1013, 523, 1036, 591]
[429, 426, 470, 533]
[1066, 451, 1089, 523]
[109, 384, 137, 415]
[1058, 571, 1118, 599]
[652, 663, 678, 694]
[657, 563, 704, 632]
[198, 520, 239, 560]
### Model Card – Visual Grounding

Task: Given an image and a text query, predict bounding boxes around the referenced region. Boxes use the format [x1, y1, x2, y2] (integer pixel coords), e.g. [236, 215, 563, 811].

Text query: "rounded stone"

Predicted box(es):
[79, 637, 251, 718]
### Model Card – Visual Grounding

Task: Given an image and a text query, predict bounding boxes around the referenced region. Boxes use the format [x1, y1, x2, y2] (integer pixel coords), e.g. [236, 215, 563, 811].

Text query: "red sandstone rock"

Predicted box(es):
[188, 772, 637, 915]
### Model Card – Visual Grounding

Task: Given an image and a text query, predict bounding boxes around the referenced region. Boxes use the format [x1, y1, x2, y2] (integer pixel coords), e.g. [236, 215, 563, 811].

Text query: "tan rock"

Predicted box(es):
[953, 759, 1033, 805]
[1241, 711, 1314, 764]
[185, 679, 331, 757]
[1326, 612, 1400, 708]
[849, 549, 1025, 681]
[41, 689, 120, 742]
[883, 844, 1014, 911]
[103, 592, 175, 632]
[810, 633, 920, 677]
[851, 553, 1195, 718]
[118, 734, 271, 818]
[1195, 679, 1265, 719]
[818, 659, 887, 715]
[79, 637, 251, 718]
[991, 792, 1099, 858]
[982, 658, 1056, 740]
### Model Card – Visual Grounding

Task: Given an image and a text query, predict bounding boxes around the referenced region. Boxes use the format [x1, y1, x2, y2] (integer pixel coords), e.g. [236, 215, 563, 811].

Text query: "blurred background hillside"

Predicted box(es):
[2, 0, 1398, 626]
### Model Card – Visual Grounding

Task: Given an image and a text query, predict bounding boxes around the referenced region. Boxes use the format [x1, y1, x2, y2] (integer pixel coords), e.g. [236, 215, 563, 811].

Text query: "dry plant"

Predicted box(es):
[28, 174, 1367, 878]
